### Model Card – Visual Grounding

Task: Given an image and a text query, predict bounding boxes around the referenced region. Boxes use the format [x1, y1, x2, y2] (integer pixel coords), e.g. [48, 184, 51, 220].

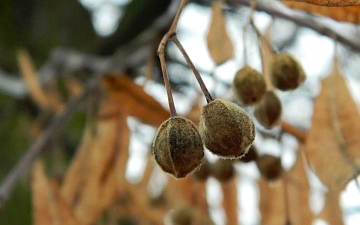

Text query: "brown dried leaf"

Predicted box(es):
[305, 62, 360, 191]
[286, 147, 313, 225]
[221, 178, 238, 225]
[318, 191, 344, 225]
[283, 2, 360, 23]
[72, 117, 121, 224]
[32, 160, 78, 225]
[102, 75, 169, 127]
[258, 146, 313, 225]
[17, 49, 63, 112]
[206, 0, 234, 66]
[283, 0, 360, 6]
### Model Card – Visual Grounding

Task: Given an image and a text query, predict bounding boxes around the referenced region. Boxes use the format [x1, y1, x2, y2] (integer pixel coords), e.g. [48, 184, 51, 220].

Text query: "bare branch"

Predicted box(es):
[0, 79, 100, 210]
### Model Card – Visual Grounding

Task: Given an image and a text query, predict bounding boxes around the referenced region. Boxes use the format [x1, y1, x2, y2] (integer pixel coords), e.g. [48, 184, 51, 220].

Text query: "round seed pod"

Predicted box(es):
[192, 160, 211, 181]
[254, 91, 282, 129]
[199, 99, 255, 159]
[152, 116, 205, 178]
[211, 159, 235, 182]
[232, 65, 266, 106]
[170, 206, 194, 225]
[270, 52, 306, 91]
[239, 145, 258, 163]
[256, 154, 283, 181]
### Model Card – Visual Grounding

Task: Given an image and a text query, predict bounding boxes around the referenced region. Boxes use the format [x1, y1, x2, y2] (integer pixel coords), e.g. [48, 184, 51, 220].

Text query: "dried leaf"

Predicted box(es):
[221, 178, 238, 225]
[102, 75, 169, 127]
[17, 49, 63, 112]
[259, 146, 313, 225]
[32, 160, 56, 225]
[258, 179, 285, 225]
[206, 0, 234, 66]
[283, 0, 360, 6]
[283, 2, 360, 24]
[32, 160, 78, 225]
[318, 191, 344, 225]
[286, 147, 313, 225]
[305, 62, 360, 191]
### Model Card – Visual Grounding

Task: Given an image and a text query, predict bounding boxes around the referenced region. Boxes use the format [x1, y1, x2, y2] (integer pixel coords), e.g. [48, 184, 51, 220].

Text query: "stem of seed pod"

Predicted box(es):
[157, 0, 189, 117]
[171, 35, 214, 103]
[250, 19, 277, 54]
[158, 51, 177, 117]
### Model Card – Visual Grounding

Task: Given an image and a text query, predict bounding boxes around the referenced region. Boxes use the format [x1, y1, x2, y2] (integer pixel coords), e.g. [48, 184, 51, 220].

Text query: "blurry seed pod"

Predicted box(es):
[170, 205, 194, 225]
[254, 91, 282, 129]
[270, 52, 306, 91]
[256, 154, 283, 181]
[199, 99, 255, 159]
[238, 145, 258, 163]
[232, 65, 266, 106]
[152, 116, 205, 178]
[193, 160, 211, 181]
[211, 159, 235, 182]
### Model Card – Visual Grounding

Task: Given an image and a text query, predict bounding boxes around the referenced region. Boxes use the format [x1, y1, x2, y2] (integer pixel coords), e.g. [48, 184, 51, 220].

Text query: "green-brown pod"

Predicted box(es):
[199, 99, 255, 159]
[256, 154, 283, 181]
[232, 65, 266, 106]
[211, 159, 235, 182]
[152, 116, 204, 178]
[254, 91, 282, 129]
[239, 145, 258, 163]
[170, 205, 194, 225]
[192, 160, 211, 182]
[270, 52, 306, 90]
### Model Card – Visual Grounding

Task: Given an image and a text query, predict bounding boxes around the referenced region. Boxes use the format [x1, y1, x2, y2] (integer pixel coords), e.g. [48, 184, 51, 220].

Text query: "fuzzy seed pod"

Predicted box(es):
[239, 145, 258, 163]
[254, 91, 282, 129]
[232, 65, 266, 106]
[270, 52, 306, 90]
[211, 159, 235, 182]
[193, 160, 211, 181]
[152, 116, 205, 178]
[199, 99, 255, 159]
[256, 154, 283, 181]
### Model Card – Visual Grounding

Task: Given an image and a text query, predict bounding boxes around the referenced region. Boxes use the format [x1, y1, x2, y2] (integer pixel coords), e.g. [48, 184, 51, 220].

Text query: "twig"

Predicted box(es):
[157, 0, 189, 116]
[233, 0, 360, 52]
[280, 120, 306, 143]
[171, 36, 214, 103]
[0, 79, 99, 211]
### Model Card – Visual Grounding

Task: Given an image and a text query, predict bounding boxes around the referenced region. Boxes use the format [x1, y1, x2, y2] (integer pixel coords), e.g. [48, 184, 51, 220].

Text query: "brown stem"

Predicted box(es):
[157, 0, 189, 117]
[158, 52, 177, 117]
[171, 35, 214, 103]
[280, 120, 306, 143]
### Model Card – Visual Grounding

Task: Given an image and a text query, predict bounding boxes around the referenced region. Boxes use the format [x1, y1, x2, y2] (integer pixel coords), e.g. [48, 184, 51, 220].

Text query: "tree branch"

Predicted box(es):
[0, 79, 100, 211]
[231, 0, 360, 52]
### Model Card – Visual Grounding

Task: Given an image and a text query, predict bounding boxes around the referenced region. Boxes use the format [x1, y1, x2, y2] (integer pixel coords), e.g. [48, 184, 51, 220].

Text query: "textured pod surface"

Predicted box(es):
[270, 52, 306, 90]
[254, 91, 282, 129]
[199, 99, 255, 158]
[232, 65, 266, 106]
[211, 159, 235, 182]
[256, 154, 283, 181]
[152, 116, 204, 178]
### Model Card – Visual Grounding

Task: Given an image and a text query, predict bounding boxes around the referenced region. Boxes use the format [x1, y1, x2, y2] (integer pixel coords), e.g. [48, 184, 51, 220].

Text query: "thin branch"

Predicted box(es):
[171, 36, 214, 103]
[0, 79, 100, 210]
[232, 0, 360, 52]
[157, 0, 189, 117]
[281, 120, 306, 143]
